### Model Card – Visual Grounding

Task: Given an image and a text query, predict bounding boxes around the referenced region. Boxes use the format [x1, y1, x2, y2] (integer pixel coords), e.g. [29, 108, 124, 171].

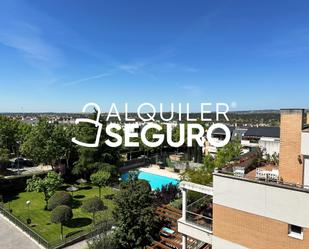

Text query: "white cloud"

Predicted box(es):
[0, 21, 62, 68]
[62, 72, 112, 86]
[118, 63, 145, 74]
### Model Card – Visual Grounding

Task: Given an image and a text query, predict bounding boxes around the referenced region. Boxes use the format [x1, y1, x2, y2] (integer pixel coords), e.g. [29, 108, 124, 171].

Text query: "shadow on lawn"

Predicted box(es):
[65, 217, 92, 228]
[78, 186, 92, 190]
[2, 191, 20, 203]
[71, 199, 82, 209]
[73, 194, 85, 199]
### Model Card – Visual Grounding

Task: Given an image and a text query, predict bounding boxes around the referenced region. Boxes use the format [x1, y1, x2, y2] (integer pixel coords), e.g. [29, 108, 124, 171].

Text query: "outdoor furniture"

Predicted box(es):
[66, 186, 78, 197]
[233, 166, 245, 178]
[256, 168, 279, 181]
[76, 178, 87, 184]
[160, 227, 175, 237]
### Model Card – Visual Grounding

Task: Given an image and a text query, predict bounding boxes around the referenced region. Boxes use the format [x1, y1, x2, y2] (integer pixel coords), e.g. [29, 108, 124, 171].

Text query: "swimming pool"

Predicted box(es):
[121, 171, 179, 190]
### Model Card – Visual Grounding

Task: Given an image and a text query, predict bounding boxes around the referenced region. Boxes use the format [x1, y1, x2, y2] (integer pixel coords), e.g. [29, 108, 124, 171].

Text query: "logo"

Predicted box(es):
[72, 102, 231, 148]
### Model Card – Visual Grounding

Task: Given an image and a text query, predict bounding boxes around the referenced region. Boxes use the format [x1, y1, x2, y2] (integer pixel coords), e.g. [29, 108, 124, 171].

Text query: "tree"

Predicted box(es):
[21, 119, 77, 170]
[0, 116, 20, 154]
[48, 124, 77, 173]
[73, 111, 120, 177]
[215, 139, 241, 168]
[0, 148, 10, 170]
[21, 119, 55, 166]
[26, 172, 63, 209]
[182, 140, 241, 187]
[90, 171, 111, 198]
[113, 174, 156, 249]
[153, 183, 180, 206]
[51, 205, 73, 239]
[48, 191, 72, 210]
[82, 196, 105, 225]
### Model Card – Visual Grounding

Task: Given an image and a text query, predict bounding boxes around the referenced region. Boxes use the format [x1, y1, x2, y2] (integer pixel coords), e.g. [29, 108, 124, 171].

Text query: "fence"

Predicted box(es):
[0, 205, 104, 249]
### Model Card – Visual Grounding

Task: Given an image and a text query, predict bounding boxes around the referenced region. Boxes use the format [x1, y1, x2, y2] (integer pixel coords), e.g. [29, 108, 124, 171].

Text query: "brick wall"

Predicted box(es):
[279, 109, 304, 184]
[213, 204, 309, 249]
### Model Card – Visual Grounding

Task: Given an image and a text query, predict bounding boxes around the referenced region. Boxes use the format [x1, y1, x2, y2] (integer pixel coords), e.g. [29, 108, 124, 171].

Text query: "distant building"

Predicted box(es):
[204, 125, 280, 157]
[242, 126, 280, 156]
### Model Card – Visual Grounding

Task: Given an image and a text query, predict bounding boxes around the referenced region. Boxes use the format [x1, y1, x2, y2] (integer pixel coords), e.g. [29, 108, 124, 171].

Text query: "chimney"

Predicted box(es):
[279, 109, 305, 184]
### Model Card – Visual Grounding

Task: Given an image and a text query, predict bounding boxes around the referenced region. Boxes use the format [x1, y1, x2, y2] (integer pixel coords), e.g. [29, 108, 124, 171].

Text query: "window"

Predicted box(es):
[288, 224, 303, 240]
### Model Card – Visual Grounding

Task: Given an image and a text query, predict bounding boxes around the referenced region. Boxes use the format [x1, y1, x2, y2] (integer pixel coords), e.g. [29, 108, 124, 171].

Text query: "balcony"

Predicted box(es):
[188, 196, 212, 225]
[185, 211, 212, 231]
[178, 182, 213, 245]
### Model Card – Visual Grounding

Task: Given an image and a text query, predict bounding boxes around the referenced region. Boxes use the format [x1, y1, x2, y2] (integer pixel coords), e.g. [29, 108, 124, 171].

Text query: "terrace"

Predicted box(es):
[216, 168, 309, 192]
[177, 181, 213, 247]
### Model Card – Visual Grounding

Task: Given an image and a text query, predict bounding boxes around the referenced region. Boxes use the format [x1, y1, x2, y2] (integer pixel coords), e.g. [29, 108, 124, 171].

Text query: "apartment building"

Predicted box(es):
[179, 109, 309, 249]
[205, 126, 279, 157]
[241, 127, 280, 156]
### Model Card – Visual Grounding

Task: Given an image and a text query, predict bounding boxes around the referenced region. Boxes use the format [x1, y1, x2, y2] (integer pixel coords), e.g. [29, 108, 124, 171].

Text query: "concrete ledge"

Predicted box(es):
[178, 218, 212, 244]
[179, 181, 213, 195]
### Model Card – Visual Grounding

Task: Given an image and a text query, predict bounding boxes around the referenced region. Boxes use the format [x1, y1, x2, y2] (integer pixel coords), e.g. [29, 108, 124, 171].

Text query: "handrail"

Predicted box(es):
[185, 210, 213, 231]
[215, 170, 309, 192]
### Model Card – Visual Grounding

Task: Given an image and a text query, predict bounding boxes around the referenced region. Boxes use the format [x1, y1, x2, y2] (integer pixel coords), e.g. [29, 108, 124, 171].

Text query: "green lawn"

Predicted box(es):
[4, 185, 117, 243]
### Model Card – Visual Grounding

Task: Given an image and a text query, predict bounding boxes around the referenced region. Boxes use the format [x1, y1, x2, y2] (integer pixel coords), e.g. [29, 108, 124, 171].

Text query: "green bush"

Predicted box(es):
[48, 191, 72, 210]
[82, 196, 105, 224]
[82, 196, 104, 214]
[51, 205, 73, 224]
[170, 198, 182, 210]
[51, 205, 73, 239]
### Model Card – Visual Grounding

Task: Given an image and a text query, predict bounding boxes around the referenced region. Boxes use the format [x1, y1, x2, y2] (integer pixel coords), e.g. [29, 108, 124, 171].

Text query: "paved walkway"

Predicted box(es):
[64, 240, 87, 249]
[0, 215, 41, 249]
[139, 164, 181, 180]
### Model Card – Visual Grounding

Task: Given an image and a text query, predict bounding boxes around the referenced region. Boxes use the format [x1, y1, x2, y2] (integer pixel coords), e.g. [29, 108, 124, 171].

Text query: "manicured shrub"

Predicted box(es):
[48, 191, 72, 210]
[90, 171, 111, 198]
[82, 197, 105, 224]
[51, 205, 73, 239]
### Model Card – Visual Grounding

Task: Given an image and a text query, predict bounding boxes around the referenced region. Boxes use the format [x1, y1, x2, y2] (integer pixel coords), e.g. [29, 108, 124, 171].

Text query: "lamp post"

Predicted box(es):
[26, 200, 31, 224]
[16, 141, 20, 175]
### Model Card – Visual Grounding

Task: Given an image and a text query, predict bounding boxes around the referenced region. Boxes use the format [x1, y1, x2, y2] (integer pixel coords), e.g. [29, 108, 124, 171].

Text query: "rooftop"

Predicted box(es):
[214, 169, 309, 193]
[244, 127, 280, 138]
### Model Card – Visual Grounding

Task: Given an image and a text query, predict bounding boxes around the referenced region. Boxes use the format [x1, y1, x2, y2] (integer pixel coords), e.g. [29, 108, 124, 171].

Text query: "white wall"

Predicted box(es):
[302, 132, 309, 156]
[304, 157, 309, 188]
[178, 219, 212, 244]
[213, 174, 309, 228]
[241, 140, 259, 147]
[212, 236, 248, 249]
[259, 137, 280, 155]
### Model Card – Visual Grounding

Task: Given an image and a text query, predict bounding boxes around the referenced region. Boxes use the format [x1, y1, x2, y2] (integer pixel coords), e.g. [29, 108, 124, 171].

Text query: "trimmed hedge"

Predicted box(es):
[48, 191, 72, 210]
[51, 205, 73, 224]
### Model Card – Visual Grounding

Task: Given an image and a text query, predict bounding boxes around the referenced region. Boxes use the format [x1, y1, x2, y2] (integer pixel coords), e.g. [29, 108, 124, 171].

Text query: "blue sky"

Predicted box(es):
[0, 0, 309, 112]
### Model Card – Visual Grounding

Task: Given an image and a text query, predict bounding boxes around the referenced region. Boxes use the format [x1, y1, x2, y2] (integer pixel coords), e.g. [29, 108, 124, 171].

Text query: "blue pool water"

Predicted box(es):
[121, 171, 179, 190]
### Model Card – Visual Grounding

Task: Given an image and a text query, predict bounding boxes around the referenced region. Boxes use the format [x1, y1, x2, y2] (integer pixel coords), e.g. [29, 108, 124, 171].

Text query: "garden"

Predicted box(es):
[2, 172, 117, 245]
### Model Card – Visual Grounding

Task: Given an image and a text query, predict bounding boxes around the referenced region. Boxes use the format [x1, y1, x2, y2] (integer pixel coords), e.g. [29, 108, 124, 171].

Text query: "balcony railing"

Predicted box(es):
[215, 170, 309, 192]
[186, 211, 213, 232]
